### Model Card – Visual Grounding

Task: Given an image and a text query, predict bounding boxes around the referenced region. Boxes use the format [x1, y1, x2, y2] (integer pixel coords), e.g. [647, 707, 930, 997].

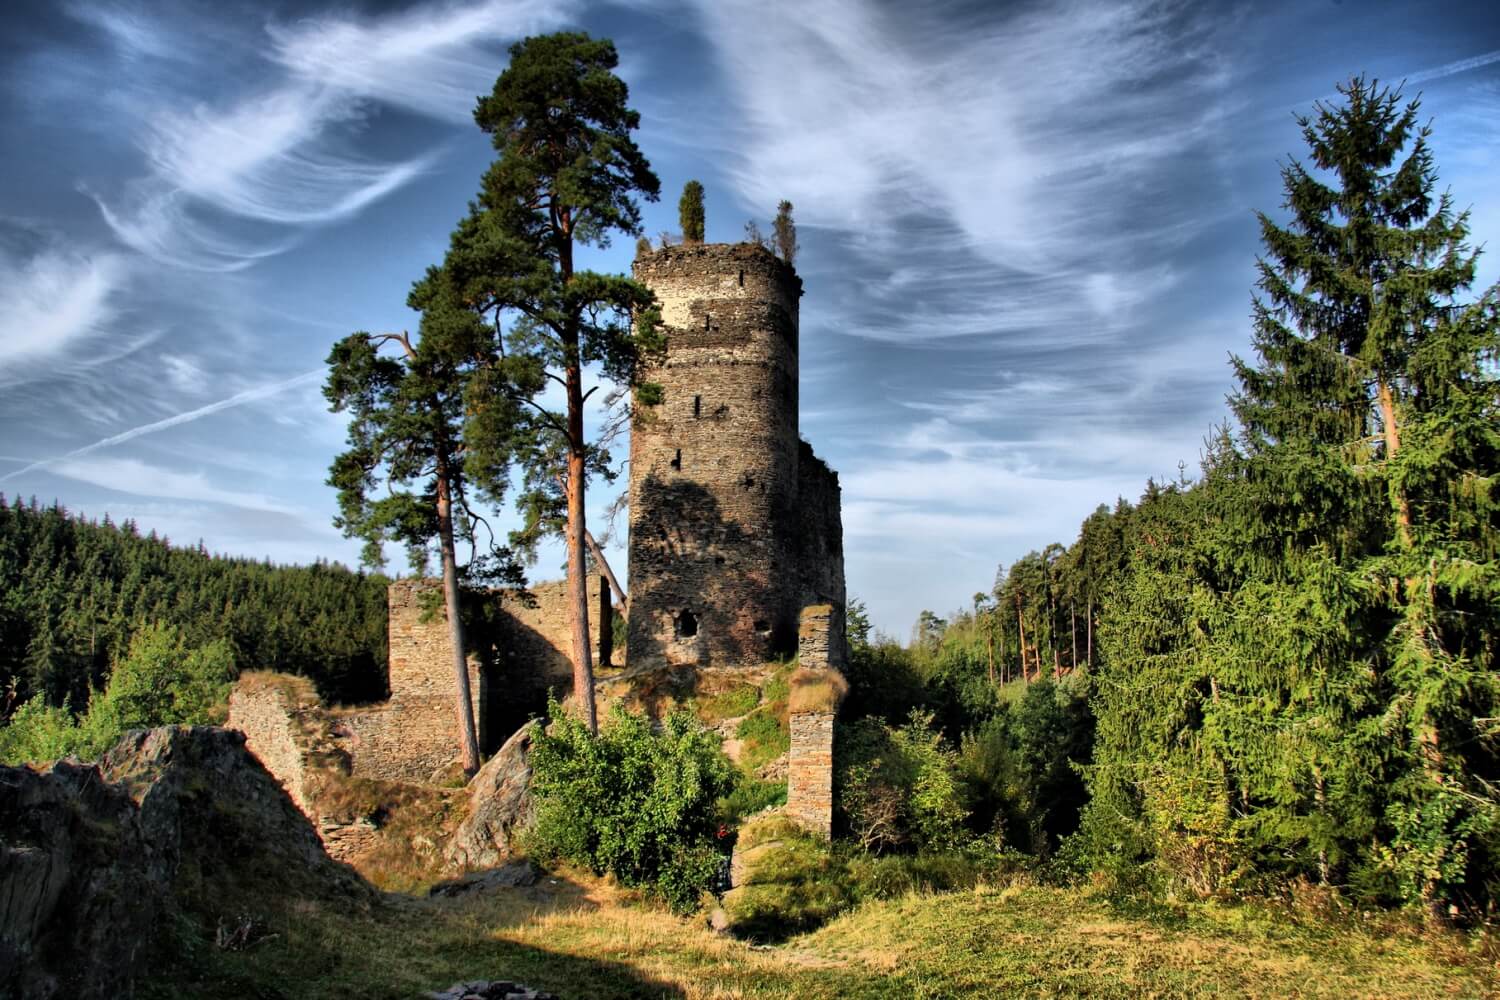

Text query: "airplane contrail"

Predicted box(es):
[1404, 49, 1500, 85]
[0, 368, 324, 484]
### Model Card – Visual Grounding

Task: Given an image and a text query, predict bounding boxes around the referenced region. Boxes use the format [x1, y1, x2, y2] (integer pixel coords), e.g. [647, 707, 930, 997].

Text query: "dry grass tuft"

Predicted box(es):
[787, 669, 848, 715]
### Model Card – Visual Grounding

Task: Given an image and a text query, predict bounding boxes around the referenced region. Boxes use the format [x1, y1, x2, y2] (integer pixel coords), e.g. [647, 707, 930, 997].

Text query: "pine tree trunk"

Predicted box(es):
[1087, 596, 1093, 668]
[1015, 594, 1029, 683]
[435, 472, 481, 776]
[565, 359, 599, 735]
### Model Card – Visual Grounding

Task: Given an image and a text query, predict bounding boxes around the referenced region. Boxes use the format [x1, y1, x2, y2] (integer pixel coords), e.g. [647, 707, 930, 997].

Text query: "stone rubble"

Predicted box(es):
[424, 980, 558, 1000]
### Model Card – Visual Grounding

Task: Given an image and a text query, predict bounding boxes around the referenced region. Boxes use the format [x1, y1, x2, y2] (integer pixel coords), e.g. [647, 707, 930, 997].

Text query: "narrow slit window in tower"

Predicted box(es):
[670, 449, 682, 470]
[738, 269, 744, 287]
[693, 395, 701, 418]
[704, 313, 712, 331]
[675, 609, 698, 638]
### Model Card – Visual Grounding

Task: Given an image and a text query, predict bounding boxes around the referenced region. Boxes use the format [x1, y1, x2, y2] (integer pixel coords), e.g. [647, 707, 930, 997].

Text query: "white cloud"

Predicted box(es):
[51, 456, 295, 513]
[84, 0, 577, 270]
[267, 0, 579, 122]
[0, 248, 124, 366]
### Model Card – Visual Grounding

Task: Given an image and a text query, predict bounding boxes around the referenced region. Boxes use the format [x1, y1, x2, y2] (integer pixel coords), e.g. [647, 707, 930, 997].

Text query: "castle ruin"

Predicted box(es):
[232, 241, 846, 839]
[628, 243, 845, 669]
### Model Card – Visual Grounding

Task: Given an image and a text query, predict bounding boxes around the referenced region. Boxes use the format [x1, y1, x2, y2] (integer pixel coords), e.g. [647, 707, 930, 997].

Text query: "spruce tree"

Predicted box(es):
[1081, 77, 1500, 915]
[678, 180, 705, 243]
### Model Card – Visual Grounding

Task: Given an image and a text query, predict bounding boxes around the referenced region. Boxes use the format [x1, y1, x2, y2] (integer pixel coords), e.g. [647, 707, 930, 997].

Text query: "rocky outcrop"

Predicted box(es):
[0, 726, 370, 999]
[445, 725, 535, 872]
[0, 759, 161, 1000]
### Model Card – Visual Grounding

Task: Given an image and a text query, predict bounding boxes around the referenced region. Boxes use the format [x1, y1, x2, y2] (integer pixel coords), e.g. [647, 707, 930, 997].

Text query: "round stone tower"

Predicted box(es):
[628, 242, 803, 667]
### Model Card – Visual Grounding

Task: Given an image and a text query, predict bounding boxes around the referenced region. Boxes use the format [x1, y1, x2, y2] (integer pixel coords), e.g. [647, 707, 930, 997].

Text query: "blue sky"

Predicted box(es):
[1, 0, 1497, 639]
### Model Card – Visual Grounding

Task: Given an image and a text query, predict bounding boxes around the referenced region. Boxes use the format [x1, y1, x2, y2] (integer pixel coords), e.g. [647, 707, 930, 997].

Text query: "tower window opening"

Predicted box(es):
[738, 269, 744, 287]
[704, 313, 712, 331]
[670, 449, 682, 470]
[693, 395, 701, 418]
[675, 609, 698, 638]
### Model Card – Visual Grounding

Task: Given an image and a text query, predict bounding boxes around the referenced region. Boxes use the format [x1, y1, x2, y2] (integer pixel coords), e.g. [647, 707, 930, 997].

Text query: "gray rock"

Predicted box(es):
[0, 758, 159, 1000]
[428, 860, 541, 898]
[444, 725, 535, 871]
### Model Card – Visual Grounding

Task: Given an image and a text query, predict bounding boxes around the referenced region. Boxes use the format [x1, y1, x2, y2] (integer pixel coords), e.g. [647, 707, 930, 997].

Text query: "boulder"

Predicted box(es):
[445, 725, 535, 872]
[428, 860, 540, 898]
[0, 726, 372, 999]
[0, 759, 161, 1000]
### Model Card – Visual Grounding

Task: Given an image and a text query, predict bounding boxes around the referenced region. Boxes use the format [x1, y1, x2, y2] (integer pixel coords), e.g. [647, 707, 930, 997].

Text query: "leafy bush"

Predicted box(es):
[0, 623, 235, 764]
[527, 698, 736, 912]
[716, 774, 787, 826]
[837, 710, 969, 853]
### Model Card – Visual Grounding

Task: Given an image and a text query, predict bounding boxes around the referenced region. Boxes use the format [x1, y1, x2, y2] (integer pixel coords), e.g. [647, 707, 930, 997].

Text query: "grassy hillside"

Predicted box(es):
[144, 868, 1495, 999]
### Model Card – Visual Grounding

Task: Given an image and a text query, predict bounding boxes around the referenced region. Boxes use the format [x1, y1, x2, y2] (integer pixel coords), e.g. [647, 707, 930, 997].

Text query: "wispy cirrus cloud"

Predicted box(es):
[51, 456, 296, 514]
[0, 245, 125, 368]
[78, 0, 576, 271]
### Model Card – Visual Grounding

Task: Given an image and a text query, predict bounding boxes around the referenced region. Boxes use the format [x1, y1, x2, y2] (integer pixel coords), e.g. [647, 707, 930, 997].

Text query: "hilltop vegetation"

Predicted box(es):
[0, 497, 389, 747]
[895, 77, 1500, 920]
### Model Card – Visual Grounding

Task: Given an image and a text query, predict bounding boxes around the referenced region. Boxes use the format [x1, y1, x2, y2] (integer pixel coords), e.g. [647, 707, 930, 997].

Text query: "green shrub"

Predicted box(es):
[716, 774, 786, 826]
[0, 623, 234, 765]
[837, 710, 969, 853]
[527, 698, 736, 912]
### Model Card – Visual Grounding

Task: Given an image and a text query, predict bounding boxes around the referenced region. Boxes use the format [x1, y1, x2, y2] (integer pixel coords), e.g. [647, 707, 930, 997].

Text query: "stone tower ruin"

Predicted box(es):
[628, 243, 845, 669]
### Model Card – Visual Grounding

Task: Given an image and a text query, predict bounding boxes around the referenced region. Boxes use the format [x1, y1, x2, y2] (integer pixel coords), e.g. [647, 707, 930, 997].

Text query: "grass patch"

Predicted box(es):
[693, 682, 760, 723]
[137, 867, 1498, 999]
[736, 709, 789, 773]
[717, 775, 787, 826]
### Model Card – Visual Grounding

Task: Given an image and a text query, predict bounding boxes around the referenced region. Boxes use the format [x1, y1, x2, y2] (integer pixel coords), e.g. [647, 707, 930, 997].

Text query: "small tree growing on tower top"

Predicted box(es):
[679, 180, 705, 244]
[773, 200, 798, 267]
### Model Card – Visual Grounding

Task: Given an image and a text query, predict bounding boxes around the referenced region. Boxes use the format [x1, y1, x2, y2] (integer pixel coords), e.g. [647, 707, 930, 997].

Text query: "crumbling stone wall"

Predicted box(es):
[347, 576, 608, 782]
[785, 605, 847, 837]
[227, 675, 321, 813]
[629, 242, 844, 670]
[786, 712, 836, 837]
[344, 579, 488, 782]
[797, 442, 846, 628]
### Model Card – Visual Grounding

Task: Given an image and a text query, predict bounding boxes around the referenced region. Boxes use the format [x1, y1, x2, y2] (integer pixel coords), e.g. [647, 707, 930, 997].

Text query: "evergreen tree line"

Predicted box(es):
[877, 77, 1499, 919]
[0, 496, 391, 722]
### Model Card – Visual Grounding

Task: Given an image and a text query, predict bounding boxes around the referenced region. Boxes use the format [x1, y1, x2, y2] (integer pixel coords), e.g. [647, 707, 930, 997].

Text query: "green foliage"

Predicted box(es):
[715, 774, 786, 827]
[1074, 77, 1500, 917]
[0, 497, 387, 713]
[0, 622, 234, 764]
[527, 698, 735, 912]
[837, 710, 968, 853]
[772, 200, 797, 266]
[959, 676, 1094, 857]
[734, 708, 789, 772]
[678, 180, 705, 243]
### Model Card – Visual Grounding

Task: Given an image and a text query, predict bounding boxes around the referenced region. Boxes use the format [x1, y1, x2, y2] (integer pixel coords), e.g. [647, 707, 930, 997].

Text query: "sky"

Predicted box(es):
[1, 0, 1498, 640]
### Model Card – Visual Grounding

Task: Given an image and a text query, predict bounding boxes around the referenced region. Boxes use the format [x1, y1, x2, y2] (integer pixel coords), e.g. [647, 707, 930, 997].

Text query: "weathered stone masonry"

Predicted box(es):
[342, 576, 607, 783]
[628, 243, 845, 670]
[785, 604, 847, 837]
